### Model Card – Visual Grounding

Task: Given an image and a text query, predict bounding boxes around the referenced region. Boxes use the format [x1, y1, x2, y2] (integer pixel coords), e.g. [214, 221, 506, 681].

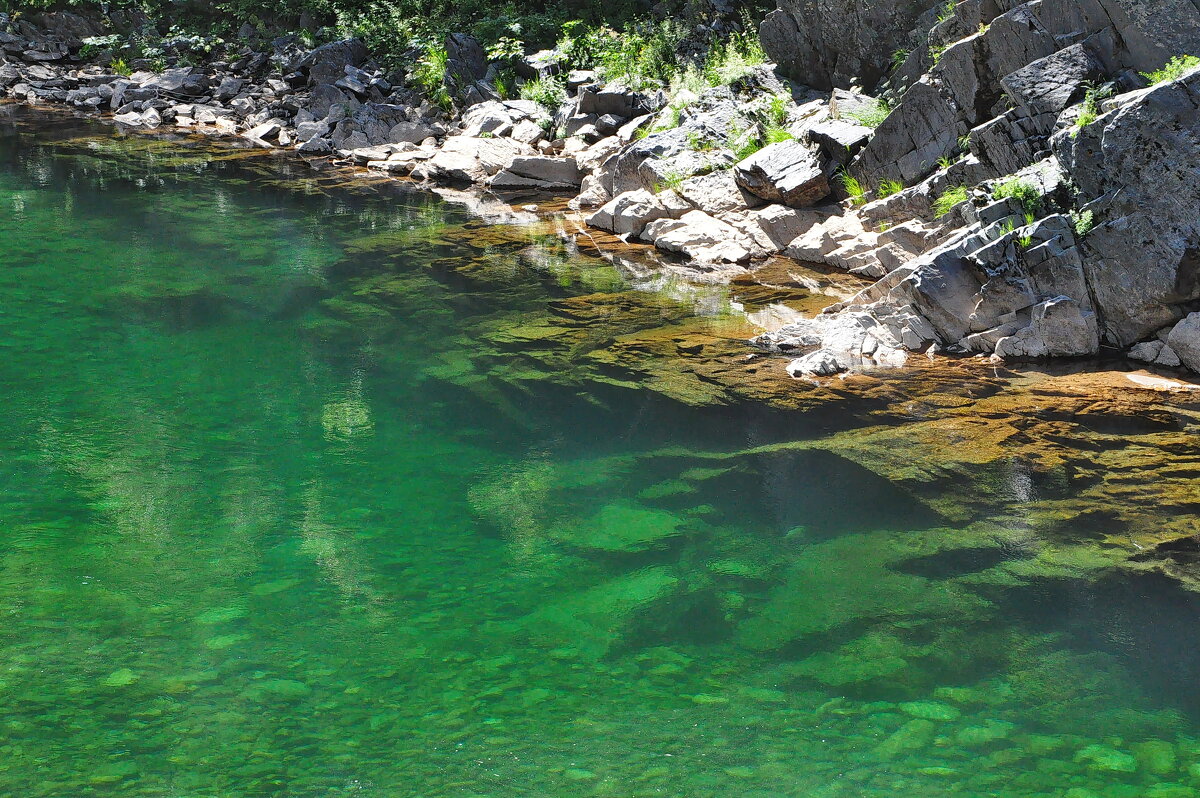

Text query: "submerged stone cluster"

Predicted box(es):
[3, 2, 1200, 383]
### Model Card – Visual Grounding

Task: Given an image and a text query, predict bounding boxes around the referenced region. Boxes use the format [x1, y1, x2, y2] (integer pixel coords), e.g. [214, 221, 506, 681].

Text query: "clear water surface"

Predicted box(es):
[1, 106, 1199, 797]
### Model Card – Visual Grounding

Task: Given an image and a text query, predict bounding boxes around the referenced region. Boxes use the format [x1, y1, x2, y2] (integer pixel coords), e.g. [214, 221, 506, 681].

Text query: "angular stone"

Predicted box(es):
[734, 140, 830, 207]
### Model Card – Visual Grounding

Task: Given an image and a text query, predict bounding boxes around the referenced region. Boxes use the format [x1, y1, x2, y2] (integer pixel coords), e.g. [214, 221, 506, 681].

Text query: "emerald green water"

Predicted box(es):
[2, 107, 1200, 797]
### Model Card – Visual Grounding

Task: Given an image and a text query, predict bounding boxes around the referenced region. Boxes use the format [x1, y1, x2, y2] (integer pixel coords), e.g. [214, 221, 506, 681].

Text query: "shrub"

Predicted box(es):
[838, 170, 868, 206]
[1141, 54, 1200, 85]
[991, 177, 1042, 216]
[846, 97, 891, 128]
[412, 41, 450, 109]
[877, 179, 904, 198]
[704, 27, 767, 86]
[111, 57, 132, 76]
[933, 185, 969, 218]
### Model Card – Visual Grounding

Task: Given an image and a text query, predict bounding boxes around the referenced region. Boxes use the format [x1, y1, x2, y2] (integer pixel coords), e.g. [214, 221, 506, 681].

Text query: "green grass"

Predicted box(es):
[933, 185, 969, 218]
[937, 0, 957, 23]
[653, 168, 689, 193]
[1141, 54, 1200, 85]
[764, 125, 794, 144]
[838, 171, 868, 206]
[519, 75, 566, 107]
[703, 28, 768, 86]
[846, 98, 891, 129]
[991, 177, 1042, 216]
[891, 48, 911, 72]
[877, 179, 904, 198]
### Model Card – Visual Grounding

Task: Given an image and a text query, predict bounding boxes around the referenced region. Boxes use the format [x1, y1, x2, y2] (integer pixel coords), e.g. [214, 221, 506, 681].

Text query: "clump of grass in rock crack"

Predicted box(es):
[1072, 209, 1096, 237]
[877, 179, 905, 198]
[937, 0, 958, 23]
[937, 154, 956, 170]
[846, 97, 891, 128]
[654, 168, 688, 194]
[838, 171, 869, 206]
[1073, 84, 1113, 134]
[763, 125, 794, 144]
[891, 48, 911, 72]
[991, 177, 1042, 217]
[1141, 54, 1200, 85]
[930, 42, 948, 66]
[519, 75, 566, 108]
[933, 185, 969, 218]
[764, 93, 789, 127]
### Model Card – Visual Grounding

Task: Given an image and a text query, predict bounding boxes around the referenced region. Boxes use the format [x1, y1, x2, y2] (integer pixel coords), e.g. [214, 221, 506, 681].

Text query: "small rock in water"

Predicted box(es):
[898, 701, 961, 722]
[1074, 743, 1138, 773]
[101, 668, 139, 687]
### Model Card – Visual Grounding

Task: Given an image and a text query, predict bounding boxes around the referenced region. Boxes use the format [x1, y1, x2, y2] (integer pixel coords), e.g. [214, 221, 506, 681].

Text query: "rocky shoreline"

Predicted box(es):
[3, 3, 1200, 384]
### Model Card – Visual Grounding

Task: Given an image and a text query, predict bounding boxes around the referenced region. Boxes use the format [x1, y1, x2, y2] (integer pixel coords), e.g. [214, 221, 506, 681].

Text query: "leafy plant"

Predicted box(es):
[1141, 54, 1200, 85]
[1072, 209, 1096, 237]
[111, 57, 132, 76]
[1018, 233, 1034, 249]
[958, 133, 972, 152]
[937, 0, 957, 23]
[412, 40, 451, 109]
[933, 185, 969, 218]
[519, 75, 566, 108]
[891, 48, 911, 72]
[991, 177, 1042, 216]
[838, 170, 868, 206]
[877, 178, 904, 198]
[846, 97, 891, 128]
[763, 124, 793, 144]
[937, 155, 955, 170]
[999, 218, 1017, 236]
[765, 92, 789, 127]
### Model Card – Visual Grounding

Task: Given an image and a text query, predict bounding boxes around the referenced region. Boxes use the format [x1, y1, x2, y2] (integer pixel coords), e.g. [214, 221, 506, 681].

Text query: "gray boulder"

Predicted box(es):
[1166, 313, 1200, 373]
[733, 140, 830, 207]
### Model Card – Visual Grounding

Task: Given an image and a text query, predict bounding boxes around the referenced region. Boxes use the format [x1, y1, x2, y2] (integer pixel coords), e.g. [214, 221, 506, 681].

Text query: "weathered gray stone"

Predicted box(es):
[733, 140, 830, 207]
[1166, 312, 1200, 373]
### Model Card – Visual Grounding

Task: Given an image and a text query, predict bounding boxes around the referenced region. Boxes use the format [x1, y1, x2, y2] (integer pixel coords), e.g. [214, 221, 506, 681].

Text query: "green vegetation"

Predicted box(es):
[877, 179, 904, 198]
[111, 57, 132, 76]
[891, 48, 911, 72]
[930, 43, 948, 66]
[653, 167, 688, 193]
[412, 41, 450, 109]
[846, 97, 891, 128]
[1141, 54, 1200, 85]
[991, 177, 1042, 216]
[1072, 209, 1096, 237]
[936, 154, 955, 170]
[838, 170, 868, 206]
[1073, 84, 1113, 134]
[763, 125, 794, 144]
[519, 75, 566, 107]
[933, 185, 969, 218]
[937, 0, 957, 23]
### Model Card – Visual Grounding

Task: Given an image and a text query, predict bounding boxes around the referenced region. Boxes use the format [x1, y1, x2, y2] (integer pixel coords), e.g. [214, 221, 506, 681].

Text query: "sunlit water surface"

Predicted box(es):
[1, 107, 1199, 797]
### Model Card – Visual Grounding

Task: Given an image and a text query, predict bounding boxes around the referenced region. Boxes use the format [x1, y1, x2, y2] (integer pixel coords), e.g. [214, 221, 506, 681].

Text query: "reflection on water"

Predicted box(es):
[1, 109, 1200, 797]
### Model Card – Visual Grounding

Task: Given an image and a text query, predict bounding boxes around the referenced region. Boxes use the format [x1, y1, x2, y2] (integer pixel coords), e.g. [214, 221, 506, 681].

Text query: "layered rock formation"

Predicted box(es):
[2, 4, 1200, 382]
